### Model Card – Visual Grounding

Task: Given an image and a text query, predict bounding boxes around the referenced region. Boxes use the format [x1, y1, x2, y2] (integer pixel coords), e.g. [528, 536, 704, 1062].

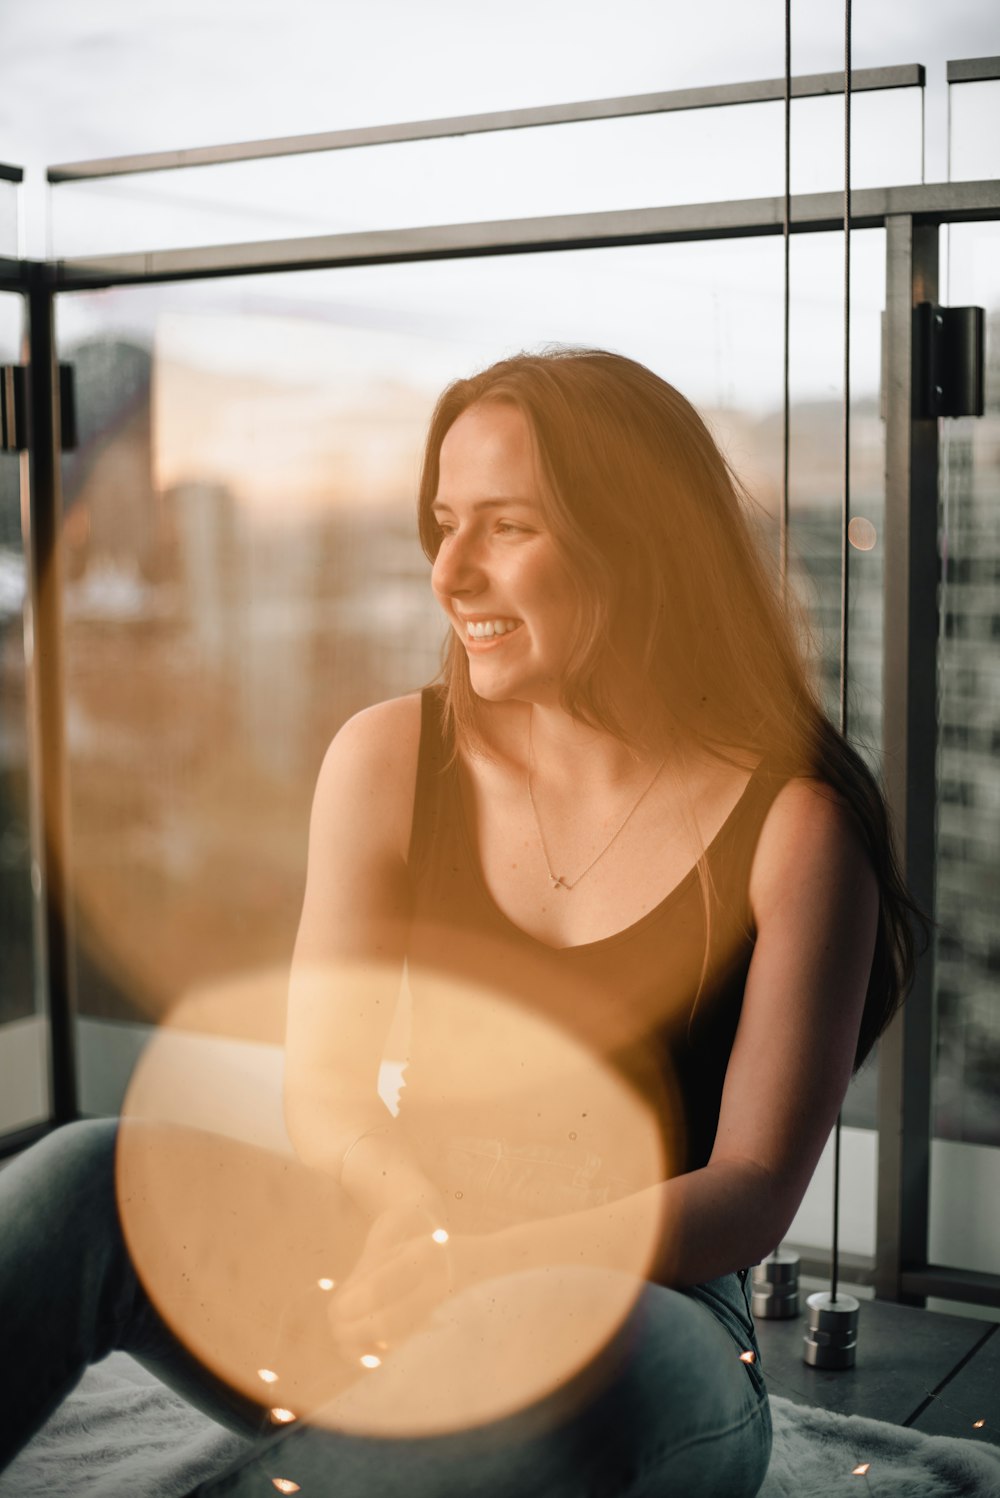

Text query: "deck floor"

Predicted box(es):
[754, 1277, 1000, 1449]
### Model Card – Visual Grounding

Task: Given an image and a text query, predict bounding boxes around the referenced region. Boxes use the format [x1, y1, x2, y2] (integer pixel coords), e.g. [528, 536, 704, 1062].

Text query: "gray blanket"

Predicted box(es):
[1, 1355, 998, 1498]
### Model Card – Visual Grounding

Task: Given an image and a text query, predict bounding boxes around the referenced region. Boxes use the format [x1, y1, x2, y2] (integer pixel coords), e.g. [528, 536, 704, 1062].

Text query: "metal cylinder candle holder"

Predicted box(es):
[802, 1291, 860, 1369]
[751, 1251, 800, 1319]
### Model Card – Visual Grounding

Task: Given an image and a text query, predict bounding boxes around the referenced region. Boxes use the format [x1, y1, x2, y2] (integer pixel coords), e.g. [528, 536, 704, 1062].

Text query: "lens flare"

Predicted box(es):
[117, 940, 676, 1439]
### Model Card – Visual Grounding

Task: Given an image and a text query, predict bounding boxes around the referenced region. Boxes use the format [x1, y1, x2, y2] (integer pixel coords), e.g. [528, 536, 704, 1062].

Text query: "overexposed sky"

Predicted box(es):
[2, 0, 998, 181]
[1, 1, 997, 262]
[1, 1, 997, 416]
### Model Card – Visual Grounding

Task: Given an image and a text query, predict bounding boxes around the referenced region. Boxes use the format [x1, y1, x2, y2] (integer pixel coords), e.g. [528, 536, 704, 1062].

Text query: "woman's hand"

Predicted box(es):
[327, 1201, 461, 1363]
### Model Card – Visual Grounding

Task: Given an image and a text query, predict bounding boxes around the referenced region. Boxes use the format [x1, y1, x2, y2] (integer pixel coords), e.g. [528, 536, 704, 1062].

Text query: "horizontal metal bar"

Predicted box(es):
[900, 1267, 1000, 1310]
[782, 1252, 1000, 1312]
[784, 1246, 876, 1287]
[52, 178, 1000, 291]
[0, 256, 30, 290]
[0, 163, 23, 184]
[947, 56, 1000, 84]
[47, 64, 926, 183]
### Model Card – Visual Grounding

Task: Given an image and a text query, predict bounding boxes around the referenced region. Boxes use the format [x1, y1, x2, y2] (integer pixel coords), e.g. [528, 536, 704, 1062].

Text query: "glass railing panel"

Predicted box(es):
[930, 220, 1000, 1279]
[0, 176, 18, 258]
[49, 87, 921, 259]
[948, 78, 1000, 182]
[54, 243, 779, 1116]
[56, 235, 883, 1264]
[0, 289, 48, 1137]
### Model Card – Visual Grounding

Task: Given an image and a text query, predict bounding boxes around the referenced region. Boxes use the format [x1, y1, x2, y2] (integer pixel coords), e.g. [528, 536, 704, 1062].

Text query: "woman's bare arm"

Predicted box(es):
[284, 694, 446, 1223]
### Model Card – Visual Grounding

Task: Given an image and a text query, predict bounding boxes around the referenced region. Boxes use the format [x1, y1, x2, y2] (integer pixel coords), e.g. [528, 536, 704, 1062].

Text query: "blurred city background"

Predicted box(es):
[0, 0, 998, 1275]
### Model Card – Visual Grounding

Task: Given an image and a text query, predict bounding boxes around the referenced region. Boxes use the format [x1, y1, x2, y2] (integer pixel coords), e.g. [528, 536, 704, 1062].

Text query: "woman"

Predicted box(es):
[1, 348, 918, 1497]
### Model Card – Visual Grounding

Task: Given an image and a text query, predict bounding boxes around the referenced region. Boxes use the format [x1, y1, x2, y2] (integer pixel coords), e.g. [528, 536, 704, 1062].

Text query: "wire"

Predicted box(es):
[831, 0, 853, 1312]
[780, 0, 792, 595]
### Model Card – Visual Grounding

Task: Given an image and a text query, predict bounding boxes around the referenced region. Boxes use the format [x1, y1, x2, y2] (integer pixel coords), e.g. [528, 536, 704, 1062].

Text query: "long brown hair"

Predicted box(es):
[417, 346, 926, 1071]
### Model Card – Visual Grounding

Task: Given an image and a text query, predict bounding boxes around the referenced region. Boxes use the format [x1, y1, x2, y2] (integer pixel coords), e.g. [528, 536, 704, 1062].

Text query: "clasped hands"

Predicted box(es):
[327, 1199, 475, 1363]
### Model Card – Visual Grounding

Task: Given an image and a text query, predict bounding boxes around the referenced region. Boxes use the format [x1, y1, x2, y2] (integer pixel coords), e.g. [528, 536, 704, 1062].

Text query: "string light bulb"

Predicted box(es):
[272, 1481, 301, 1494]
[432, 1228, 449, 1244]
[973, 1419, 985, 1429]
[269, 1407, 297, 1424]
[852, 1463, 871, 1475]
[317, 1278, 335, 1291]
[739, 1350, 757, 1364]
[360, 1353, 382, 1369]
[257, 1368, 279, 1384]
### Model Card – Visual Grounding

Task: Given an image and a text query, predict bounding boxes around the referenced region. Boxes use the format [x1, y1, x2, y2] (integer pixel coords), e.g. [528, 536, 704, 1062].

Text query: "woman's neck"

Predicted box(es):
[486, 696, 676, 789]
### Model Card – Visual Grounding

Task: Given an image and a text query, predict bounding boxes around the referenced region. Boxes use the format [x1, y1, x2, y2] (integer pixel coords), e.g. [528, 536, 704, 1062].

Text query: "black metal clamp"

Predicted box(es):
[914, 303, 985, 419]
[0, 362, 77, 451]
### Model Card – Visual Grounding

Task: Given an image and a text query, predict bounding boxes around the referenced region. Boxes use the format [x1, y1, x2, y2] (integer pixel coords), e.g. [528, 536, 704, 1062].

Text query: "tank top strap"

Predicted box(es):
[704, 756, 792, 936]
[407, 685, 450, 874]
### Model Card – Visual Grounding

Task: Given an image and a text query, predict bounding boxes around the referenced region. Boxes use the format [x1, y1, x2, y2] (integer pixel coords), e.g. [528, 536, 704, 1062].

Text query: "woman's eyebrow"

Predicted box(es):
[431, 497, 538, 514]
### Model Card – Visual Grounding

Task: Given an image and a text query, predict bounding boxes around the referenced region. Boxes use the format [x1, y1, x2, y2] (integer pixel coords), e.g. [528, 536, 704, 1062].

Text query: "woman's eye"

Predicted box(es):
[496, 521, 527, 535]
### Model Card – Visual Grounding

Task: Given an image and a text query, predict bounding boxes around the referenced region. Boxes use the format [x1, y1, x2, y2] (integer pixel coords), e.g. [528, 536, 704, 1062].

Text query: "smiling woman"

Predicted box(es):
[1, 347, 924, 1498]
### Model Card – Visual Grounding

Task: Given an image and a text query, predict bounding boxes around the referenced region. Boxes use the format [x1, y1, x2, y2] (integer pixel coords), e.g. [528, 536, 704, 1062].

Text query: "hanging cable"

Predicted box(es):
[754, 4, 802, 1322]
[802, 0, 860, 1370]
[754, 0, 803, 1323]
[831, 0, 853, 1314]
[780, 0, 792, 594]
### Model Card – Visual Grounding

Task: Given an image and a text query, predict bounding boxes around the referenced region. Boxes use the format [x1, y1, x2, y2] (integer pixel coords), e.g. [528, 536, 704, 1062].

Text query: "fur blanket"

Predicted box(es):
[1, 1355, 997, 1498]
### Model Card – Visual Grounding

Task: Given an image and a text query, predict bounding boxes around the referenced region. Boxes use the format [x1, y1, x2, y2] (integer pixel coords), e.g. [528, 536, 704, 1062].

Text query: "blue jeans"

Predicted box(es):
[0, 1120, 771, 1496]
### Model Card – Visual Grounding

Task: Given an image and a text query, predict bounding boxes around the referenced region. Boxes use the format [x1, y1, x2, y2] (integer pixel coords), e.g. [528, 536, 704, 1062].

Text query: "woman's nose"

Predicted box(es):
[432, 532, 485, 596]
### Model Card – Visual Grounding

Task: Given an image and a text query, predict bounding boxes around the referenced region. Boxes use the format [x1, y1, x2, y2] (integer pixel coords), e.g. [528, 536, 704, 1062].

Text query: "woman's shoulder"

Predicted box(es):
[330, 691, 425, 760]
[312, 692, 425, 862]
[748, 773, 876, 927]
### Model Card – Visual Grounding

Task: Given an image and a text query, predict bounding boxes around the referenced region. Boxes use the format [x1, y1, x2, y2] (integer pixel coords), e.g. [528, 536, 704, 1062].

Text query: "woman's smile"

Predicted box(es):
[458, 615, 524, 646]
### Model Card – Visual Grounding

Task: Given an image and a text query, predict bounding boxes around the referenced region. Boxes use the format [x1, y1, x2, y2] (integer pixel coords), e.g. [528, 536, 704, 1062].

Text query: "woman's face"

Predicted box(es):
[430, 402, 579, 709]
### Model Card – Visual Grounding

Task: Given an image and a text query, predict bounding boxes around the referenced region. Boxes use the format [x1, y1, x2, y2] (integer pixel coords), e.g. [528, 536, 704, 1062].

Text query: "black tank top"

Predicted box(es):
[401, 687, 788, 1184]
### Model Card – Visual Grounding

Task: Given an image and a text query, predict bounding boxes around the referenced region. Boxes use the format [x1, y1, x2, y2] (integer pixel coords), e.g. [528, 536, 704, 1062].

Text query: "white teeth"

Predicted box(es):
[466, 618, 519, 640]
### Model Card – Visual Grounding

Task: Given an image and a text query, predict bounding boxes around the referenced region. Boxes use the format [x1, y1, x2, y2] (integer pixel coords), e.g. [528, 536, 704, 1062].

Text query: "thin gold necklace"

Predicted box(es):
[525, 710, 668, 891]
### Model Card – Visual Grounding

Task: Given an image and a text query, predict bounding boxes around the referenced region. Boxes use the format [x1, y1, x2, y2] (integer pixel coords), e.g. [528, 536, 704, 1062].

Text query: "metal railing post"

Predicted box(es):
[876, 215, 939, 1302]
[24, 262, 77, 1123]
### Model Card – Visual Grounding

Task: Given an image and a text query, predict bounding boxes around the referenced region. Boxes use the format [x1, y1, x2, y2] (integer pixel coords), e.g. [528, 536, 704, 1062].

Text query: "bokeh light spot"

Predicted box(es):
[848, 516, 877, 551]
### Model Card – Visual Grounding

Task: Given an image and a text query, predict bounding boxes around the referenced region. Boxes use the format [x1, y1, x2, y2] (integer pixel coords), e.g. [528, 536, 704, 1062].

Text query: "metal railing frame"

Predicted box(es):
[46, 64, 924, 182]
[1, 67, 998, 1310]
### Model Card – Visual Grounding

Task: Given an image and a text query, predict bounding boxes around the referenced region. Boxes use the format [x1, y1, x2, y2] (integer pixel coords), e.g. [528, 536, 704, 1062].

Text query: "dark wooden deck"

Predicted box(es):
[754, 1277, 1000, 1449]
